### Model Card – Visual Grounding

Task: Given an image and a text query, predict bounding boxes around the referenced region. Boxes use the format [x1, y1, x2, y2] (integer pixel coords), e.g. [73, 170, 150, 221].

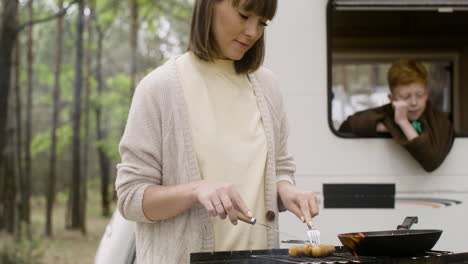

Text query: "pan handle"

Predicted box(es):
[397, 216, 418, 230]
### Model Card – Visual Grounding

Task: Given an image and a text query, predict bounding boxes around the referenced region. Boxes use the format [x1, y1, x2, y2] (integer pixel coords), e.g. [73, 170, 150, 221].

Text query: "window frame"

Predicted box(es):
[333, 0, 468, 11]
[326, 1, 467, 138]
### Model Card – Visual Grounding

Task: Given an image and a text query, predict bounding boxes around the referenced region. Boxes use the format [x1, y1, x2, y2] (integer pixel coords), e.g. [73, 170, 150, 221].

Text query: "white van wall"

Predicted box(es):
[265, 0, 468, 252]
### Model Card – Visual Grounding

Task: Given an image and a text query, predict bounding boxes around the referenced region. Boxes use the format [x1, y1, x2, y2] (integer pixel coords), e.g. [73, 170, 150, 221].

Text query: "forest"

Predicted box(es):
[0, 0, 192, 263]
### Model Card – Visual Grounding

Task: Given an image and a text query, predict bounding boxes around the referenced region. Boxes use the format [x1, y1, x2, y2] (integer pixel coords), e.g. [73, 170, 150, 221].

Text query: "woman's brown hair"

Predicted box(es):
[188, 0, 277, 74]
[387, 59, 428, 92]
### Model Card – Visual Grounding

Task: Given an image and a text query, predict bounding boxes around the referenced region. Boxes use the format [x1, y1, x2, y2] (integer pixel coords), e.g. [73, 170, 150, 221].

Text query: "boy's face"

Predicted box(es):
[389, 82, 429, 121]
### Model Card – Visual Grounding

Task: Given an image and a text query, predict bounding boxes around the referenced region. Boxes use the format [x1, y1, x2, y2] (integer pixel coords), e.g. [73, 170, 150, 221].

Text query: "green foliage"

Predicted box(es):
[31, 130, 52, 158]
[59, 64, 76, 103]
[168, 0, 192, 20]
[35, 63, 54, 89]
[94, 135, 120, 162]
[90, 73, 132, 161]
[104, 74, 131, 102]
[35, 64, 55, 105]
[30, 125, 72, 158]
[56, 125, 73, 154]
[98, 10, 116, 28]
[11, 0, 194, 214]
[95, 0, 121, 28]
[0, 234, 46, 264]
[56, 189, 69, 206]
[139, 0, 162, 21]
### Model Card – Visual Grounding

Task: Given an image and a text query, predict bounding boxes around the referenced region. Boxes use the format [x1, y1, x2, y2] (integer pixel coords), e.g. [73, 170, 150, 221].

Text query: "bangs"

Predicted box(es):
[232, 0, 277, 20]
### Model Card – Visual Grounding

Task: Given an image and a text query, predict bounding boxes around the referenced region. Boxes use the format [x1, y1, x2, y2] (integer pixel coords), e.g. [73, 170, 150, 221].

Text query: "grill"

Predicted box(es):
[190, 247, 468, 264]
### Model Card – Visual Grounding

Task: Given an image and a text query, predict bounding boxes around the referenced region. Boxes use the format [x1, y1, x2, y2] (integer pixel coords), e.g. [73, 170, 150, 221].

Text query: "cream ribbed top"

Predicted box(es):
[116, 56, 296, 263]
[176, 52, 268, 250]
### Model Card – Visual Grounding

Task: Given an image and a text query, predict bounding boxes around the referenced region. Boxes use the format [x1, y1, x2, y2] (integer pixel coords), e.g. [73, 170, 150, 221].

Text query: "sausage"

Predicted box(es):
[289, 244, 335, 257]
[311, 244, 336, 257]
[288, 245, 305, 256]
[304, 244, 313, 256]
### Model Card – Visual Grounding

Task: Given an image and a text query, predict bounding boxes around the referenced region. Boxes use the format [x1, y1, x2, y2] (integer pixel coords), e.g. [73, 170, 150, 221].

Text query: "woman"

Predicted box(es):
[116, 0, 319, 263]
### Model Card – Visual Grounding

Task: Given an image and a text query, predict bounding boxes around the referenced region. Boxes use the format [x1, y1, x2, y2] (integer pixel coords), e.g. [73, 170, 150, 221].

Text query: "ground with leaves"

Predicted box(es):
[1, 182, 113, 264]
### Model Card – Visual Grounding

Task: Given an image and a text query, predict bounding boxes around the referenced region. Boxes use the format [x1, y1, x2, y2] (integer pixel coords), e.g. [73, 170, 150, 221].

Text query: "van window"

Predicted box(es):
[328, 0, 468, 136]
[333, 0, 468, 11]
[331, 57, 453, 131]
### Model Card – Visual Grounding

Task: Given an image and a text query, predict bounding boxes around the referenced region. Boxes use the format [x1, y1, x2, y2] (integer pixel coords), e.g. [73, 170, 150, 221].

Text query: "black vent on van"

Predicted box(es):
[323, 183, 395, 208]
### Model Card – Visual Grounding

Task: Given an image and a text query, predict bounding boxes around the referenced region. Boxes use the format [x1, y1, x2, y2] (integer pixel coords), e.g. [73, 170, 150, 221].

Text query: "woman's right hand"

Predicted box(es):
[194, 180, 252, 225]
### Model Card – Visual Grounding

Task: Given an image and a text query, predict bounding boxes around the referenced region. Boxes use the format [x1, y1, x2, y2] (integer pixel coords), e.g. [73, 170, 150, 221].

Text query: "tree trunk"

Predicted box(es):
[0, 0, 18, 163]
[23, 0, 34, 227]
[0, 0, 19, 232]
[2, 38, 23, 234]
[80, 5, 95, 235]
[2, 136, 17, 234]
[70, 0, 85, 232]
[12, 37, 24, 238]
[46, 0, 64, 237]
[95, 27, 111, 217]
[129, 0, 138, 96]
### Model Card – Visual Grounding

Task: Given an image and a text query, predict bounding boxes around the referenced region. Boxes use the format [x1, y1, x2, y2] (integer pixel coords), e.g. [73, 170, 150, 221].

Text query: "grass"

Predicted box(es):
[1, 180, 114, 264]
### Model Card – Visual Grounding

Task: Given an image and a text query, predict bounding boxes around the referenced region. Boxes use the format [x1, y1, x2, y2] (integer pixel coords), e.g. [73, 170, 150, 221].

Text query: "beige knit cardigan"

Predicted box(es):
[115, 57, 296, 264]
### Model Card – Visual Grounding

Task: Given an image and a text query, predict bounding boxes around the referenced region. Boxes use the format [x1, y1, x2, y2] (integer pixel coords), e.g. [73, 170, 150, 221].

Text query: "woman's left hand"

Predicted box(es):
[277, 181, 319, 228]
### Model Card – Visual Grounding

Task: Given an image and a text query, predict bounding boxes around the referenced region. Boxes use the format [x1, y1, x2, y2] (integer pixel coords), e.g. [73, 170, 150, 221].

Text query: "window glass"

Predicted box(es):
[331, 58, 453, 131]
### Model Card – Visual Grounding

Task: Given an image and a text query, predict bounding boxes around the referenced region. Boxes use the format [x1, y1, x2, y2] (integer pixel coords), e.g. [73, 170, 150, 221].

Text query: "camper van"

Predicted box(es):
[95, 0, 468, 263]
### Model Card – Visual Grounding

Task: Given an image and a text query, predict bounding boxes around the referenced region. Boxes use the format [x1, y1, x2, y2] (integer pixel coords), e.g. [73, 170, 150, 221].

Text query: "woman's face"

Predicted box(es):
[212, 0, 268, 60]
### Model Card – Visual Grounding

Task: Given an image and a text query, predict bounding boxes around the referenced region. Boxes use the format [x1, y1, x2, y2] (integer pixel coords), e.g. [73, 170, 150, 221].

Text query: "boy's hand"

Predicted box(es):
[376, 122, 388, 133]
[392, 100, 410, 125]
[391, 100, 419, 140]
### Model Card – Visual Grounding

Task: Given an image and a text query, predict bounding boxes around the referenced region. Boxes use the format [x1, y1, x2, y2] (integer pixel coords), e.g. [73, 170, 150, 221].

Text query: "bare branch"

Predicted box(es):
[16, 0, 78, 32]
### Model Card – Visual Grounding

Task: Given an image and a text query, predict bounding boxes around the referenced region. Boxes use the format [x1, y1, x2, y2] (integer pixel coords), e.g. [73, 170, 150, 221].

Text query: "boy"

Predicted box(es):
[339, 59, 454, 172]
